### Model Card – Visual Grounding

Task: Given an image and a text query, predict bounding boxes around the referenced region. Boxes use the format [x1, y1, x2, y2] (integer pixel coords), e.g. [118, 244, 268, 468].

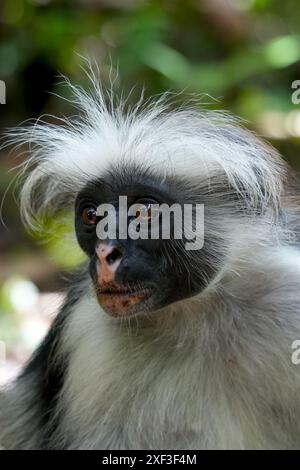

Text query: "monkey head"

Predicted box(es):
[15, 82, 284, 319]
[74, 165, 217, 318]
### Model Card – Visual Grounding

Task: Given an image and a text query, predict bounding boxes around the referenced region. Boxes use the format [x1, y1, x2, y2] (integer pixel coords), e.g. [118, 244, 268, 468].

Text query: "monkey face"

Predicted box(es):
[74, 165, 218, 318]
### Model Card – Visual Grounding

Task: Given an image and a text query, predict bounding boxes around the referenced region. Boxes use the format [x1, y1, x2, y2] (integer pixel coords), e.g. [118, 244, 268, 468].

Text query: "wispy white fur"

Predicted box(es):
[3, 74, 286, 229]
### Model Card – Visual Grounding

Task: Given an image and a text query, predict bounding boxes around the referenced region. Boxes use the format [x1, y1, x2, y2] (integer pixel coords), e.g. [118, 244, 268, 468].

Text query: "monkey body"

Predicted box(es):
[1, 79, 300, 449]
[2, 243, 300, 449]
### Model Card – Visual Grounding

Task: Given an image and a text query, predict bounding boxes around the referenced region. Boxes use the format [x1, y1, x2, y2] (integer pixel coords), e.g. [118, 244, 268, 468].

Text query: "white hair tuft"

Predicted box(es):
[3, 72, 288, 230]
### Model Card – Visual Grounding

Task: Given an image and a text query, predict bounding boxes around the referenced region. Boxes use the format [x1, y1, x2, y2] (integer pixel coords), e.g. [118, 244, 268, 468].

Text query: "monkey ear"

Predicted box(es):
[13, 141, 85, 232]
[18, 169, 76, 232]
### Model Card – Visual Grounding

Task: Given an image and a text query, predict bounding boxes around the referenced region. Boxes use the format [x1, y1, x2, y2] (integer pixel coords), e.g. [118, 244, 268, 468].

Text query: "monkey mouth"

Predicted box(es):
[95, 284, 155, 317]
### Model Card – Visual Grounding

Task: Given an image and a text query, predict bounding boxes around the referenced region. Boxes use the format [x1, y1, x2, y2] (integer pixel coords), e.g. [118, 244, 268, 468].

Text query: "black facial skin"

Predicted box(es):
[75, 164, 218, 317]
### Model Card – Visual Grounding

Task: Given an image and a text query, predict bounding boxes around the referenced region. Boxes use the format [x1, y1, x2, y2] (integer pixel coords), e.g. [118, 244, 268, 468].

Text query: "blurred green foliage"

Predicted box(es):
[1, 0, 300, 121]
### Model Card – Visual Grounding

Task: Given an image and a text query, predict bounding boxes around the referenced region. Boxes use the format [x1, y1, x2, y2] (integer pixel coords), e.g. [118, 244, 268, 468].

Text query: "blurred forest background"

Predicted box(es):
[0, 0, 300, 383]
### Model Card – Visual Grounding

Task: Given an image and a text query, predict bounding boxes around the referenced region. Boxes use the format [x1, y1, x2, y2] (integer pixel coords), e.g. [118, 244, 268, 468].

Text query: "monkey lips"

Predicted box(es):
[95, 284, 153, 317]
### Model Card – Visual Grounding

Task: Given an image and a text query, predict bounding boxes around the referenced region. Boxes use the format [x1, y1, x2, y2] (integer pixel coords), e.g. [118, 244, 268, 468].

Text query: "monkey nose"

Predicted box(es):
[95, 243, 123, 285]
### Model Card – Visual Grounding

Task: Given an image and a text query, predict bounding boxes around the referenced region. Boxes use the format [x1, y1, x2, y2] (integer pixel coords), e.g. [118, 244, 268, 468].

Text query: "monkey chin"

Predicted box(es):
[95, 288, 154, 318]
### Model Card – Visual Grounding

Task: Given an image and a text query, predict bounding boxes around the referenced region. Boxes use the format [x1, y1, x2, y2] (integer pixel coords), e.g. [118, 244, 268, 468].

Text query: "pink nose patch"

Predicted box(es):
[95, 244, 122, 287]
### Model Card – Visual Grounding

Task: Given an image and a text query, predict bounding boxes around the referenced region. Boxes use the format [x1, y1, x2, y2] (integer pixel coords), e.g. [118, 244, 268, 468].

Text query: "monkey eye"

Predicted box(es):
[82, 206, 98, 225]
[135, 198, 159, 221]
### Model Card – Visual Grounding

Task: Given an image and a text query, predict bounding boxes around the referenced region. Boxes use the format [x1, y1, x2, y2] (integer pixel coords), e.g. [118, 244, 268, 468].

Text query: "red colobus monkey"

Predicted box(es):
[1, 76, 300, 449]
